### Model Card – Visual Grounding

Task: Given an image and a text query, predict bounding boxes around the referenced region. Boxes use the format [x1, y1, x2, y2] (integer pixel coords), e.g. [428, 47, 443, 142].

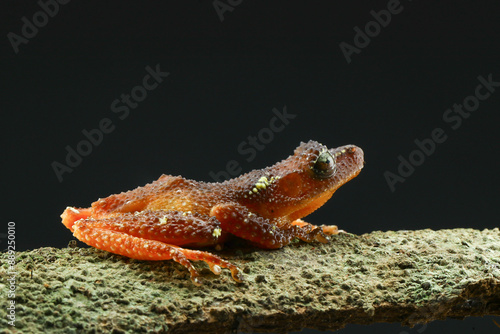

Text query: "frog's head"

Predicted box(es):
[246, 140, 364, 220]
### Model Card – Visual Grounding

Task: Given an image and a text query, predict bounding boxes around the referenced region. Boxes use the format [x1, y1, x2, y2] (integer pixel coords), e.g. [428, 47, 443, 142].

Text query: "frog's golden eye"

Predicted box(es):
[312, 151, 336, 179]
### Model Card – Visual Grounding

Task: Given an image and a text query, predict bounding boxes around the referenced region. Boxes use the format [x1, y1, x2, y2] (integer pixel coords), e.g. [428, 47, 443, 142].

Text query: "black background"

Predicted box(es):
[2, 1, 500, 333]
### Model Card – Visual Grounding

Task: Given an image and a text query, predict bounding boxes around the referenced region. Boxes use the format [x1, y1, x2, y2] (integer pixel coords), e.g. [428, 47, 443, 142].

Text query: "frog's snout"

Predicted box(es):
[350, 146, 365, 169]
[331, 145, 364, 169]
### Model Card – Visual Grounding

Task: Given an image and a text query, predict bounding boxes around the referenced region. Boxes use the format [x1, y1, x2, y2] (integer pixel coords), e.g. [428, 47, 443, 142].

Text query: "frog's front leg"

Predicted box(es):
[211, 204, 331, 249]
[71, 210, 243, 285]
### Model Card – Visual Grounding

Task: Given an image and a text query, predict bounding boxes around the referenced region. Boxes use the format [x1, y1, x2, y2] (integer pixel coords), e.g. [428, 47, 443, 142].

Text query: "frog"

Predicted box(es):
[61, 140, 364, 285]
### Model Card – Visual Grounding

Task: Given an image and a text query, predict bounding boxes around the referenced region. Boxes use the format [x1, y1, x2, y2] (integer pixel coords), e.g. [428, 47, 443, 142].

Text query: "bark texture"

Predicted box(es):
[1, 228, 500, 333]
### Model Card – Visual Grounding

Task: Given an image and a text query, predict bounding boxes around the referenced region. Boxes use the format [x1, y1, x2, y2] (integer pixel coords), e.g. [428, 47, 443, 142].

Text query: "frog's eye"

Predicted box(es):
[312, 151, 336, 179]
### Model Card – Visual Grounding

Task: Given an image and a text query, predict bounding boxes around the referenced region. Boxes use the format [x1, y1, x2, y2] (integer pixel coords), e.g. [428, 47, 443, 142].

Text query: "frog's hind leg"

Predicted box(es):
[73, 221, 200, 284]
[71, 211, 243, 285]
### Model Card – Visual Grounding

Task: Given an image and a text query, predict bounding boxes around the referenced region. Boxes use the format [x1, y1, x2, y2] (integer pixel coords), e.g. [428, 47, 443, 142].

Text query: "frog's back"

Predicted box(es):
[90, 175, 201, 216]
[145, 175, 227, 214]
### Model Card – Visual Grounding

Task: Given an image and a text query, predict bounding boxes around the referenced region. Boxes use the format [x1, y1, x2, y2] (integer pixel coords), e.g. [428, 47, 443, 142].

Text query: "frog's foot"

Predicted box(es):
[322, 225, 345, 235]
[179, 248, 244, 284]
[292, 219, 343, 240]
[289, 220, 330, 244]
[71, 214, 242, 285]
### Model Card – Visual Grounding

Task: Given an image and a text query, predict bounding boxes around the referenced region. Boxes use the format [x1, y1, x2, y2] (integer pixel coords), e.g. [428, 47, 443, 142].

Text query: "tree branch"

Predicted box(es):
[2, 228, 499, 333]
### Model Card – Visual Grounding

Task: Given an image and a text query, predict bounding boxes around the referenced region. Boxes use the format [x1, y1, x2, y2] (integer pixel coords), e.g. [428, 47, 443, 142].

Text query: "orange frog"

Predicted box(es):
[61, 140, 364, 285]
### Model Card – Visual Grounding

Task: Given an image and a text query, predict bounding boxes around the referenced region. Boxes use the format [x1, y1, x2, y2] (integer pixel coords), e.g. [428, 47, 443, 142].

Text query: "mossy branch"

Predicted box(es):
[1, 228, 500, 333]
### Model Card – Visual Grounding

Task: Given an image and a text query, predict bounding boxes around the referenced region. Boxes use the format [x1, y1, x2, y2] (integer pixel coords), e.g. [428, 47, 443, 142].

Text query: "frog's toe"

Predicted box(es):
[61, 206, 92, 231]
[322, 225, 341, 235]
[209, 264, 222, 275]
[315, 232, 330, 243]
[230, 267, 244, 283]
